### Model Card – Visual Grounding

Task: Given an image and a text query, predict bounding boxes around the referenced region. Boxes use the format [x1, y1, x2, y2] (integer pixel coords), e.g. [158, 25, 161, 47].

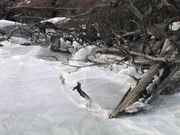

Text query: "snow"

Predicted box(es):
[125, 101, 150, 113]
[25, 0, 31, 4]
[72, 45, 96, 61]
[59, 38, 71, 52]
[170, 21, 180, 31]
[41, 17, 71, 24]
[1, 37, 31, 46]
[0, 20, 21, 29]
[0, 22, 180, 134]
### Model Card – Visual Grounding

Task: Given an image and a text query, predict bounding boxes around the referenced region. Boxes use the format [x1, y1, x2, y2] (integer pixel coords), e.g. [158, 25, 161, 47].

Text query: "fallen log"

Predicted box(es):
[109, 38, 178, 118]
[109, 64, 162, 118]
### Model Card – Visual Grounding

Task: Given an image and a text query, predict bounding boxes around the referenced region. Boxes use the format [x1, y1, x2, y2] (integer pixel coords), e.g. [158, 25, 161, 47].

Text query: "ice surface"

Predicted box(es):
[0, 37, 180, 134]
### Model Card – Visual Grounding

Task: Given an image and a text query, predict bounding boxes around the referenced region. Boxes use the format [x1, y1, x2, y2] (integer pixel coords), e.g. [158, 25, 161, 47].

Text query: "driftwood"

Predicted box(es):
[109, 64, 161, 118]
[88, 47, 167, 64]
[109, 38, 179, 118]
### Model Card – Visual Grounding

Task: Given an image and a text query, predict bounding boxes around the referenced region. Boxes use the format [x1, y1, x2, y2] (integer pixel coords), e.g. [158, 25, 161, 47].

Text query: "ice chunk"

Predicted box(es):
[125, 101, 150, 113]
[72, 45, 96, 61]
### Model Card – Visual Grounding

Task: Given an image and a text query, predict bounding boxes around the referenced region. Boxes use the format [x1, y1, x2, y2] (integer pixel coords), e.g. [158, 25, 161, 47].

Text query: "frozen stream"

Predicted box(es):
[0, 18, 180, 134]
[0, 40, 179, 135]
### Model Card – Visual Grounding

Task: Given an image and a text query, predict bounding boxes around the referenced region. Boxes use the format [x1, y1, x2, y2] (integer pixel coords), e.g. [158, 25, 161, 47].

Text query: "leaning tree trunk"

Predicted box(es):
[109, 38, 179, 118]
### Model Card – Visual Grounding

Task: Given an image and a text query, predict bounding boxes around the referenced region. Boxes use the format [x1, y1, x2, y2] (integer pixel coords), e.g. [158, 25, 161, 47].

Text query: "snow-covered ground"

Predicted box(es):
[0, 20, 180, 135]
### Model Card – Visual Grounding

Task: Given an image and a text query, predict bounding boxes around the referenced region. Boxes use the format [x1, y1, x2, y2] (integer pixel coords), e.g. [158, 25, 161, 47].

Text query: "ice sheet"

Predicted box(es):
[0, 38, 179, 135]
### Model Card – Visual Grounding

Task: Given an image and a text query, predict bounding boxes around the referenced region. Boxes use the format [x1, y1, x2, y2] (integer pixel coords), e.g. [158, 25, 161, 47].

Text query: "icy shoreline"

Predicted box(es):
[0, 39, 179, 135]
[0, 20, 179, 135]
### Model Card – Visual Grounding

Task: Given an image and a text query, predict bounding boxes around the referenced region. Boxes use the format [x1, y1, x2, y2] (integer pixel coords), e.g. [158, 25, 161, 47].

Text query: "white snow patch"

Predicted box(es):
[25, 0, 31, 4]
[170, 21, 180, 31]
[41, 17, 71, 24]
[72, 41, 81, 50]
[125, 101, 150, 113]
[72, 45, 96, 61]
[59, 38, 71, 51]
[0, 19, 21, 28]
